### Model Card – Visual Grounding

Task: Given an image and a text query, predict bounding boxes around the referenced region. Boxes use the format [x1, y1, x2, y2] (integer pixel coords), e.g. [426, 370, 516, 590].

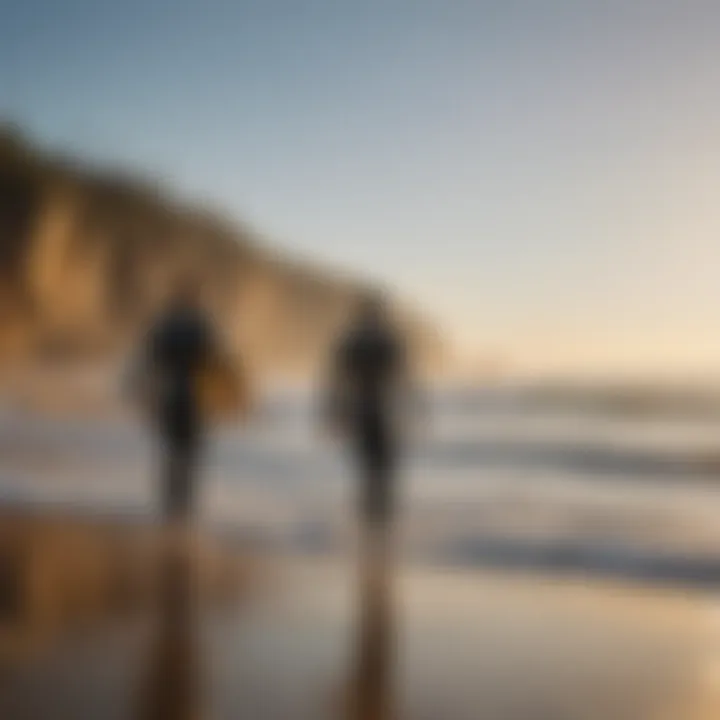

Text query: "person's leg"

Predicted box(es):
[351, 446, 396, 720]
[163, 442, 194, 521]
[139, 433, 202, 720]
[364, 435, 396, 598]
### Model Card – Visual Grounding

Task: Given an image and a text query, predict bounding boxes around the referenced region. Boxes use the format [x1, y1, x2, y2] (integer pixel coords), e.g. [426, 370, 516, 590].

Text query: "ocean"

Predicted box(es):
[1, 381, 718, 587]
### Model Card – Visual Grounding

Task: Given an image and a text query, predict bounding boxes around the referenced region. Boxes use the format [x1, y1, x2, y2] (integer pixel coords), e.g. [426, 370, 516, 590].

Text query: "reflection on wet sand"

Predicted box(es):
[137, 537, 202, 720]
[1, 531, 719, 719]
[347, 528, 394, 720]
[209, 560, 720, 720]
[0, 512, 249, 672]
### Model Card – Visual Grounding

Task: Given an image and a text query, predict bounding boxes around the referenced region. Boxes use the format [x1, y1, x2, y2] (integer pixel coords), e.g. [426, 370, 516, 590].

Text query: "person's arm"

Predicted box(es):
[122, 322, 162, 415]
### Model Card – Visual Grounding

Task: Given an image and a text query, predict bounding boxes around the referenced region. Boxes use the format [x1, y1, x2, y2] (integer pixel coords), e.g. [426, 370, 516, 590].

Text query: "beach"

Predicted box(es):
[0, 557, 719, 719]
[0, 385, 719, 718]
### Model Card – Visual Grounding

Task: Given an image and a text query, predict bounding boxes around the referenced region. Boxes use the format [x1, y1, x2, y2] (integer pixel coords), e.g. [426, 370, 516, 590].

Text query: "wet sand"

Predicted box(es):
[1, 557, 718, 720]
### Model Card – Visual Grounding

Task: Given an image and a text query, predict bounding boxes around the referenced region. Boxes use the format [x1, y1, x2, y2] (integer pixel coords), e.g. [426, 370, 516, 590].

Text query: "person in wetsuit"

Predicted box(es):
[325, 292, 410, 528]
[146, 279, 217, 523]
[135, 279, 218, 720]
[324, 292, 418, 720]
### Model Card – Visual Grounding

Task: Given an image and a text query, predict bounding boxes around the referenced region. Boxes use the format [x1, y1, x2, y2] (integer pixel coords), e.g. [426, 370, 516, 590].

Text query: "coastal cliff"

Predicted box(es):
[0, 126, 443, 378]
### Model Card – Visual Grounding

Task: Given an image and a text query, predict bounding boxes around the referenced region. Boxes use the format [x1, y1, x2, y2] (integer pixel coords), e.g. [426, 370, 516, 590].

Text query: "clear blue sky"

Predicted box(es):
[2, 0, 720, 375]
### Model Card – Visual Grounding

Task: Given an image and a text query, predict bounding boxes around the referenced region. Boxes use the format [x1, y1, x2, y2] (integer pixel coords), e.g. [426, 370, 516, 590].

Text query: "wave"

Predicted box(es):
[435, 382, 720, 421]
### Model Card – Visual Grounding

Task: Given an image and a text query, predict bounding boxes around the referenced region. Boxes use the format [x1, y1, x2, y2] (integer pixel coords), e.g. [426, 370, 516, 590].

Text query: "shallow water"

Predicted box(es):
[0, 388, 718, 582]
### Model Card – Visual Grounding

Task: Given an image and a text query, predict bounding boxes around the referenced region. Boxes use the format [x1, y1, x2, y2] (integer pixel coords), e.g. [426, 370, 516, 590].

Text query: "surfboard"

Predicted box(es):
[123, 349, 252, 426]
[196, 351, 252, 424]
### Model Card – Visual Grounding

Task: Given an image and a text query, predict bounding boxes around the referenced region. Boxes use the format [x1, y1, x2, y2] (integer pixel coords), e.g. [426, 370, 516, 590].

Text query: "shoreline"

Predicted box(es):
[0, 501, 718, 595]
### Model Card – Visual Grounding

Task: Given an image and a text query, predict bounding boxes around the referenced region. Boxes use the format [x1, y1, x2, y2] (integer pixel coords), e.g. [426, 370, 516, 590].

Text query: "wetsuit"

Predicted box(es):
[333, 324, 406, 524]
[148, 307, 215, 521]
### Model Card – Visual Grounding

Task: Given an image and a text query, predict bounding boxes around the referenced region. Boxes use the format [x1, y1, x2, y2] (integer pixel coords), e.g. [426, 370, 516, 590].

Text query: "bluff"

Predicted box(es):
[0, 127, 443, 378]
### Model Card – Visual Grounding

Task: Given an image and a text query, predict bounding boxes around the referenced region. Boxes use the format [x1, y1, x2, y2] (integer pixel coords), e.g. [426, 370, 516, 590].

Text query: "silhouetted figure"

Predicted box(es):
[324, 292, 416, 720]
[135, 278, 218, 720]
[325, 293, 410, 528]
[146, 280, 218, 523]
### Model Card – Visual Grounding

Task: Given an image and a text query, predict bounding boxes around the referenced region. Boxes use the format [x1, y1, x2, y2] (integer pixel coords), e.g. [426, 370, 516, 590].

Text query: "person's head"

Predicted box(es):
[356, 289, 388, 327]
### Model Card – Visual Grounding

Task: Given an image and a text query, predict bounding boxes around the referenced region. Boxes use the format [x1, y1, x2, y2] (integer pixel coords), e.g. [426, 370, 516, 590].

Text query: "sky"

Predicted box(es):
[2, 0, 720, 377]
